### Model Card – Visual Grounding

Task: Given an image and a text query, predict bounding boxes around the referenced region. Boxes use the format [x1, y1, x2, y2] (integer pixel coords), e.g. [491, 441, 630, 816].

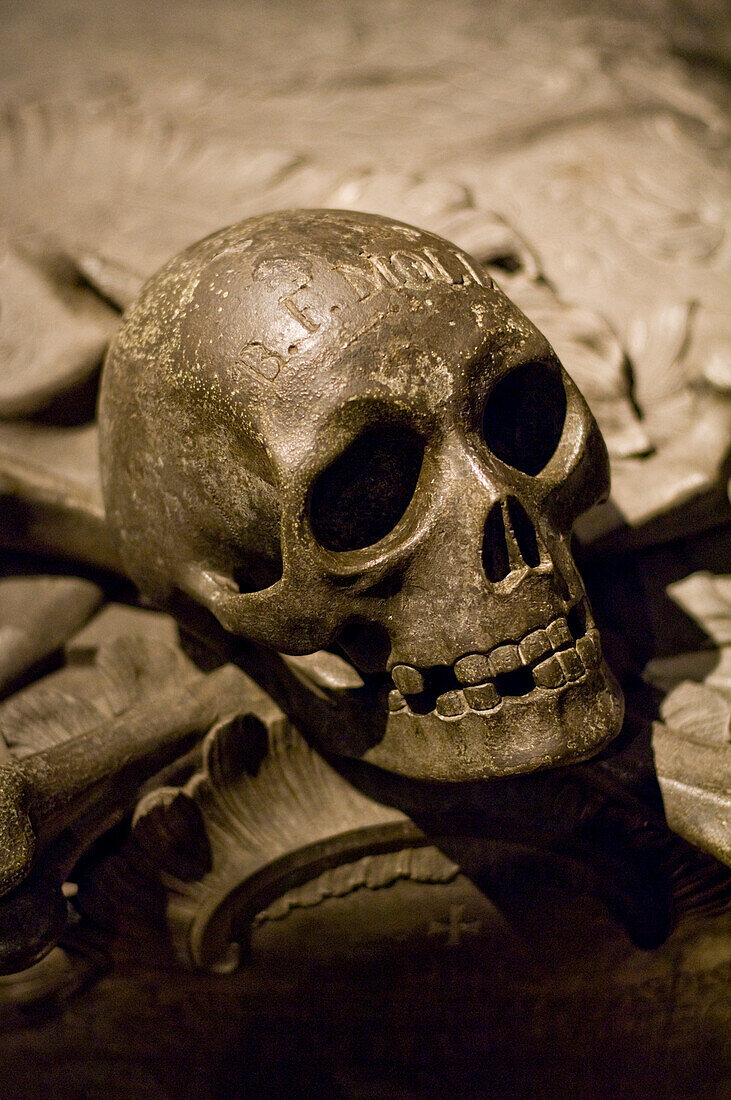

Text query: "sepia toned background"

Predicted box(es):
[0, 1, 728, 1096]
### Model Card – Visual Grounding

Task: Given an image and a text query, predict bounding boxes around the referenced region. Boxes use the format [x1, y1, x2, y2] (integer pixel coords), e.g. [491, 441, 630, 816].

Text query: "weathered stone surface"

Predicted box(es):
[0, 1, 728, 1095]
[0, 248, 117, 418]
[642, 568, 731, 866]
[65, 603, 181, 663]
[0, 577, 103, 699]
[0, 3, 727, 553]
[0, 421, 118, 571]
[98, 209, 623, 781]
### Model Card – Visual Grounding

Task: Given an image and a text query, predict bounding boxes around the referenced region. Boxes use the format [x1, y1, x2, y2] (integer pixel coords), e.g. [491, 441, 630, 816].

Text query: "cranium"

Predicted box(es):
[99, 210, 623, 781]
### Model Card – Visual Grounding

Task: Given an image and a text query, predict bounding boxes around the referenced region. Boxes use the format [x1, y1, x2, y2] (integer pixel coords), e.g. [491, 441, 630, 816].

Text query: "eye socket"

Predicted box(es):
[481, 360, 567, 476]
[310, 424, 424, 552]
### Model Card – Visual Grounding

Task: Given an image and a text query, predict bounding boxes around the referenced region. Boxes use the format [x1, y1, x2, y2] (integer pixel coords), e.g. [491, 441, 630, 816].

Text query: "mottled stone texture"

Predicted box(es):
[99, 210, 622, 780]
[0, 0, 728, 1096]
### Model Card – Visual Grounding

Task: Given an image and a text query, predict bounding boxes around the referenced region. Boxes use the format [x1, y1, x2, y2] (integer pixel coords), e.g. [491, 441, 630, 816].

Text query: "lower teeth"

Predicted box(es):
[390, 621, 601, 717]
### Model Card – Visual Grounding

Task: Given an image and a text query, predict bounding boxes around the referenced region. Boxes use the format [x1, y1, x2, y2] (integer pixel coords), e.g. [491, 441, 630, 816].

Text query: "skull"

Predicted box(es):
[99, 210, 623, 781]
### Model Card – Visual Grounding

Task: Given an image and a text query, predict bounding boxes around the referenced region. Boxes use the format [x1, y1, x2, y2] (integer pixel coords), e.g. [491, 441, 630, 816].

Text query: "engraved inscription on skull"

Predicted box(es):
[99, 210, 623, 781]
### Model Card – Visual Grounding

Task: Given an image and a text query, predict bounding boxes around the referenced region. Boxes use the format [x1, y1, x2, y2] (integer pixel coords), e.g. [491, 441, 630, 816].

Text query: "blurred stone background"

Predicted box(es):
[0, 2, 728, 1097]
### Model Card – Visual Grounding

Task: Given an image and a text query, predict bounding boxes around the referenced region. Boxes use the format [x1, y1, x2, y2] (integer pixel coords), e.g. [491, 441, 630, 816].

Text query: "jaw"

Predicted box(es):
[264, 645, 624, 783]
[360, 663, 624, 781]
[346, 593, 624, 780]
[255, 596, 624, 782]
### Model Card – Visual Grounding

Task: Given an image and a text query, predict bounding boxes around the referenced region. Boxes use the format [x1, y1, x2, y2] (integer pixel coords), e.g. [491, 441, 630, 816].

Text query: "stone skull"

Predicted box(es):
[99, 210, 623, 781]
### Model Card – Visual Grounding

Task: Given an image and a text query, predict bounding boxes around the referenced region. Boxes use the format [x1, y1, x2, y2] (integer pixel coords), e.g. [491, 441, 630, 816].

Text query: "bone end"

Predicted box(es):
[0, 766, 36, 897]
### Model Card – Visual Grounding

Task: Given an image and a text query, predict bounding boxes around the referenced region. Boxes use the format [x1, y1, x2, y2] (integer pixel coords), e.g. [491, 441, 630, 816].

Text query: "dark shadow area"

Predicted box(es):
[31, 365, 103, 428]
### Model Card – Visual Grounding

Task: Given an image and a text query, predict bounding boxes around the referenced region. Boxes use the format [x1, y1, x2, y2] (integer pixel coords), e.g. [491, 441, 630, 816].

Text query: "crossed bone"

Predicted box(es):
[0, 423, 382, 973]
[0, 653, 265, 974]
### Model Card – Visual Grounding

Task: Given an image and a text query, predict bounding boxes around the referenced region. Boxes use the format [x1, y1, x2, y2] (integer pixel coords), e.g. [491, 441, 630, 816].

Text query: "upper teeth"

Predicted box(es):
[388, 608, 602, 718]
[454, 617, 574, 686]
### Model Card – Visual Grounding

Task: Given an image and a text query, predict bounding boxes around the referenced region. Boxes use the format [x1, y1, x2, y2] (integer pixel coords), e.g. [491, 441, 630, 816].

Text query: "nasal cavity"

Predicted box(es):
[506, 496, 540, 567]
[482, 497, 541, 583]
[482, 501, 511, 582]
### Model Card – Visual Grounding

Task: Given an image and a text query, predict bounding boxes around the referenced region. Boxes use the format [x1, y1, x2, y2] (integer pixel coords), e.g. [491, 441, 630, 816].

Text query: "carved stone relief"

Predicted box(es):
[0, 1, 728, 1096]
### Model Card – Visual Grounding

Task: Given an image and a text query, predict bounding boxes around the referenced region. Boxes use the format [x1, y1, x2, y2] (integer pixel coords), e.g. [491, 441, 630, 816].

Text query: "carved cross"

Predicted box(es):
[428, 904, 481, 947]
